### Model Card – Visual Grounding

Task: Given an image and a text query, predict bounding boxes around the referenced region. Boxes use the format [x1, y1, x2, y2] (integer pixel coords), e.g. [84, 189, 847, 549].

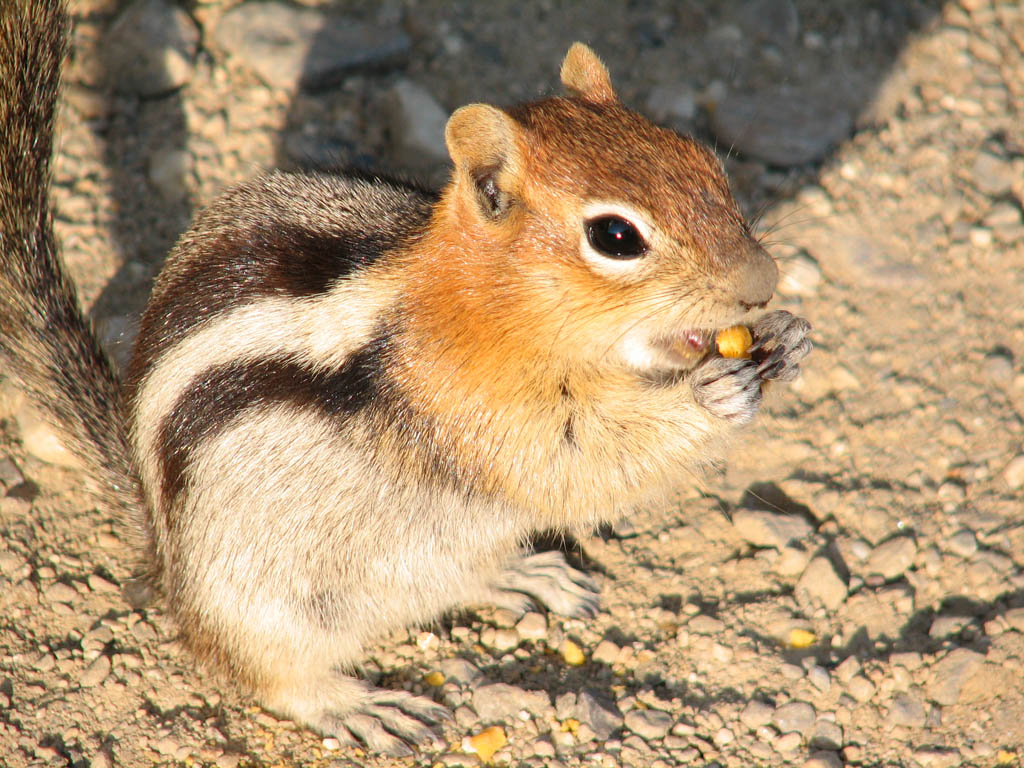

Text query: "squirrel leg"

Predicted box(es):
[471, 550, 600, 617]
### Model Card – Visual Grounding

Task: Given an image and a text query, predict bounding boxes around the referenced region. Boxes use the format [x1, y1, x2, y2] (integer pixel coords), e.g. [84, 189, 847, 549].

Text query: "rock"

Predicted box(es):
[44, 582, 79, 604]
[80, 654, 111, 688]
[971, 153, 1016, 196]
[687, 615, 725, 634]
[592, 639, 620, 665]
[573, 689, 624, 741]
[796, 557, 848, 610]
[515, 612, 547, 641]
[624, 708, 673, 740]
[0, 457, 23, 489]
[807, 666, 831, 693]
[777, 251, 823, 297]
[214, 2, 410, 91]
[737, 0, 799, 46]
[888, 692, 927, 728]
[104, 0, 199, 96]
[809, 720, 843, 750]
[912, 747, 962, 768]
[472, 683, 549, 722]
[947, 529, 978, 558]
[803, 751, 843, 768]
[846, 675, 876, 703]
[1003, 455, 1024, 490]
[732, 508, 813, 549]
[864, 536, 917, 581]
[927, 648, 984, 705]
[440, 658, 482, 687]
[14, 403, 81, 469]
[386, 79, 451, 169]
[645, 84, 698, 128]
[711, 88, 852, 166]
[772, 701, 815, 736]
[1004, 607, 1024, 633]
[740, 700, 774, 729]
[148, 148, 192, 202]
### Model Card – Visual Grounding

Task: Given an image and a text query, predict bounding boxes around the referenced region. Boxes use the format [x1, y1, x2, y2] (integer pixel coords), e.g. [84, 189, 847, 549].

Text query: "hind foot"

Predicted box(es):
[476, 550, 600, 617]
[266, 672, 450, 757]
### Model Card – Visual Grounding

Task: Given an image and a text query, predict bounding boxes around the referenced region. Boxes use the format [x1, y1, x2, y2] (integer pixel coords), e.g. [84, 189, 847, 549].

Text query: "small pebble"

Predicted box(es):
[864, 535, 917, 580]
[947, 529, 978, 558]
[809, 719, 843, 750]
[740, 700, 774, 729]
[1003, 455, 1024, 490]
[44, 582, 79, 604]
[796, 556, 848, 610]
[927, 648, 984, 705]
[624, 708, 673, 740]
[772, 701, 815, 735]
[808, 665, 831, 693]
[80, 655, 111, 687]
[515, 612, 547, 641]
[888, 692, 927, 728]
[592, 639, 620, 665]
[773, 731, 803, 753]
[846, 675, 876, 703]
[803, 751, 843, 768]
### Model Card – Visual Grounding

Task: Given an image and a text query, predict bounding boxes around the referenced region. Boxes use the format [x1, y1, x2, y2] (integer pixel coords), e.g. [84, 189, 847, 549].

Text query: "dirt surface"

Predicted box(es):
[2, 1, 1023, 767]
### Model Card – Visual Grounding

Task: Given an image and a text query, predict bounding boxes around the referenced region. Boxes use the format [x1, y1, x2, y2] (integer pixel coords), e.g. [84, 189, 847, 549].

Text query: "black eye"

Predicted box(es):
[586, 216, 648, 259]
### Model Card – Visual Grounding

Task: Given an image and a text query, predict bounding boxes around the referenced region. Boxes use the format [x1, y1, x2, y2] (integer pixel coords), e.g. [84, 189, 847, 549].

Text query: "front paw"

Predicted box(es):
[692, 356, 762, 423]
[750, 310, 812, 382]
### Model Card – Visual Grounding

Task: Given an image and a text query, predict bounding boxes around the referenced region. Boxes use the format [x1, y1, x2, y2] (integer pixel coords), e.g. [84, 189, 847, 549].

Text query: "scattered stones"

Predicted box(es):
[472, 684, 549, 723]
[927, 648, 985, 705]
[772, 701, 815, 736]
[796, 556, 848, 610]
[732, 508, 813, 549]
[103, 0, 199, 96]
[515, 612, 546, 640]
[912, 747, 962, 768]
[214, 2, 410, 90]
[440, 658, 482, 687]
[864, 536, 918, 581]
[1004, 607, 1024, 633]
[624, 708, 673, 740]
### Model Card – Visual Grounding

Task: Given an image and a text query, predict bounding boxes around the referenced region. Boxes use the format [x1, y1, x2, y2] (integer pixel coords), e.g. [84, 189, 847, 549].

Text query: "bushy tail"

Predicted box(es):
[0, 0, 147, 536]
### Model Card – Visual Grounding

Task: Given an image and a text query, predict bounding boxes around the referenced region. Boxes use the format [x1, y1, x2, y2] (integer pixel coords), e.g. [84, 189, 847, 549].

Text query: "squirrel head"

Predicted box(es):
[438, 43, 778, 376]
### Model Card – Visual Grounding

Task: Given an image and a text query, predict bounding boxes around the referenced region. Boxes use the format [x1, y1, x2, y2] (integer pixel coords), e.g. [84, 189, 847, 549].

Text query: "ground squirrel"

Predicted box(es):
[0, 0, 811, 755]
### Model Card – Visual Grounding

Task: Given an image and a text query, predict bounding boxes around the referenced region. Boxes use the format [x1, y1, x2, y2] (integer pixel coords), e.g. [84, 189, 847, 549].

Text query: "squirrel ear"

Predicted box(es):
[560, 43, 617, 105]
[445, 104, 523, 218]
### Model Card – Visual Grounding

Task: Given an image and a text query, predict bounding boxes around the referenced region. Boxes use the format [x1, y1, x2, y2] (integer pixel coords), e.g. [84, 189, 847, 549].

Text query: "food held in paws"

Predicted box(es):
[716, 325, 753, 359]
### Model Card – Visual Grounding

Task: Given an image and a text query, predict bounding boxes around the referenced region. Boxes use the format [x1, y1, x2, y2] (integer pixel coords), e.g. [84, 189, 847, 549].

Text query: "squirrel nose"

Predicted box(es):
[731, 241, 778, 309]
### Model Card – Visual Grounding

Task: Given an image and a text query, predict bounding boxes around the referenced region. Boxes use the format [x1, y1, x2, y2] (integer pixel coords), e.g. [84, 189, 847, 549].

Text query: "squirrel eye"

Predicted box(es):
[586, 216, 648, 259]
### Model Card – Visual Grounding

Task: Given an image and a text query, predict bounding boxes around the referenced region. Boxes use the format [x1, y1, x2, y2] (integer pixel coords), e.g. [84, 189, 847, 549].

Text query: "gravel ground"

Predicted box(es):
[2, 1, 1023, 766]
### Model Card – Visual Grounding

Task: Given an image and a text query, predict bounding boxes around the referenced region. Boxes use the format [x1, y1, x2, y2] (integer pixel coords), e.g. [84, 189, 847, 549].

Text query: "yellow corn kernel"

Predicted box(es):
[423, 671, 445, 687]
[561, 639, 586, 666]
[464, 726, 507, 763]
[716, 325, 753, 358]
[787, 628, 816, 649]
